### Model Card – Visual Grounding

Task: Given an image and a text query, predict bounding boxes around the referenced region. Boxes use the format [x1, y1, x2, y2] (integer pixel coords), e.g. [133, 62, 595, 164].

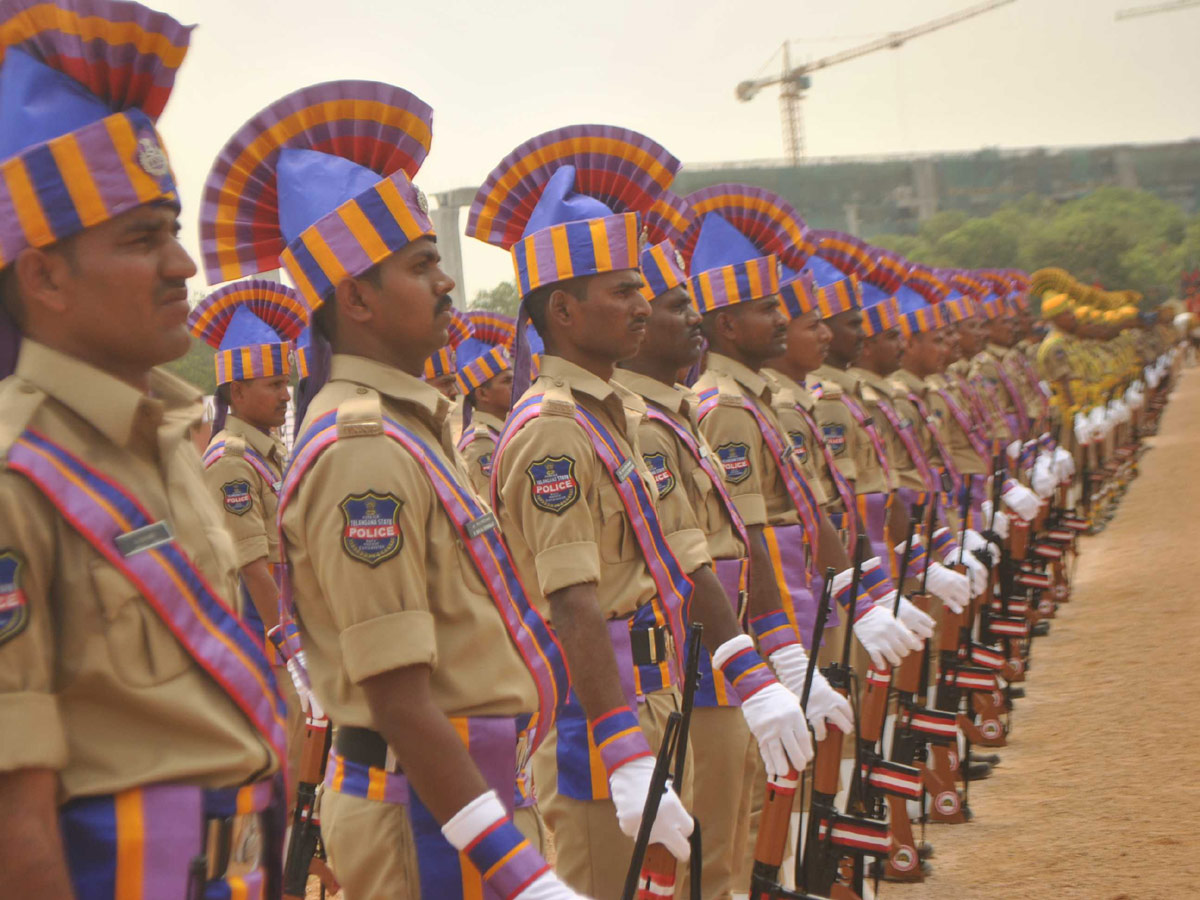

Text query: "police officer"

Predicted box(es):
[469, 128, 811, 898]
[0, 3, 284, 895]
[200, 80, 576, 899]
[455, 340, 516, 497]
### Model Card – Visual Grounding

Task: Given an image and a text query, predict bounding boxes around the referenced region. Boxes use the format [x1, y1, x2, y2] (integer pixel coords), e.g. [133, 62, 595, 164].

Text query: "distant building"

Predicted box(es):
[670, 140, 1200, 238]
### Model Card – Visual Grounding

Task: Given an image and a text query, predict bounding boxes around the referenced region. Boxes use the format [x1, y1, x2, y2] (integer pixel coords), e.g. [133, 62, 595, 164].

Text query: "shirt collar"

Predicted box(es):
[850, 366, 892, 396]
[892, 368, 928, 395]
[814, 363, 858, 394]
[612, 368, 689, 417]
[330, 354, 450, 427]
[704, 353, 771, 402]
[15, 340, 199, 450]
[472, 409, 506, 433]
[223, 414, 284, 463]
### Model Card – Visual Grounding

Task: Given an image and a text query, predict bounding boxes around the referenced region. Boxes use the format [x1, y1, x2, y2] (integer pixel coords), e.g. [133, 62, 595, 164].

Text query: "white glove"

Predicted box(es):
[852, 605, 915, 669]
[1001, 480, 1039, 521]
[879, 593, 936, 640]
[1088, 406, 1108, 440]
[443, 791, 576, 897]
[829, 558, 881, 596]
[285, 654, 324, 720]
[740, 681, 813, 778]
[1074, 411, 1091, 445]
[1052, 446, 1075, 483]
[925, 563, 969, 614]
[980, 500, 1010, 539]
[1006, 440, 1022, 462]
[963, 528, 1001, 567]
[1031, 454, 1057, 498]
[609, 758, 694, 860]
[516, 874, 588, 900]
[769, 644, 852, 742]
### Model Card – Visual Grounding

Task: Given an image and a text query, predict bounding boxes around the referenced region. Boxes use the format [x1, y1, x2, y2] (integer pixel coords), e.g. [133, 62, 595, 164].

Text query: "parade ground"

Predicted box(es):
[890, 366, 1200, 900]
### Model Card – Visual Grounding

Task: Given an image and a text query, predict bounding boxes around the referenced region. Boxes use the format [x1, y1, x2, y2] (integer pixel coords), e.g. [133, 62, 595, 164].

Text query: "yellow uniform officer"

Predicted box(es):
[201, 81, 570, 900]
[0, 4, 283, 895]
[455, 337, 517, 498]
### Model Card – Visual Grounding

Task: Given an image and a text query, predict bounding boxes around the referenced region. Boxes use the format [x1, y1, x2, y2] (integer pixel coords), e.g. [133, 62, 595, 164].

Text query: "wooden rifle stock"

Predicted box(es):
[282, 711, 338, 899]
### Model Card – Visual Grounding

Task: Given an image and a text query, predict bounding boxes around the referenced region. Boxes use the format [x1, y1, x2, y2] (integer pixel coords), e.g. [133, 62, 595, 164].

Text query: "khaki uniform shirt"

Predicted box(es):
[1001, 345, 1044, 425]
[850, 367, 908, 490]
[925, 371, 987, 476]
[613, 369, 742, 563]
[280, 355, 537, 729]
[811, 364, 889, 494]
[763, 369, 837, 510]
[890, 368, 949, 479]
[494, 356, 674, 621]
[204, 415, 286, 569]
[0, 341, 275, 799]
[693, 354, 801, 529]
[459, 410, 505, 499]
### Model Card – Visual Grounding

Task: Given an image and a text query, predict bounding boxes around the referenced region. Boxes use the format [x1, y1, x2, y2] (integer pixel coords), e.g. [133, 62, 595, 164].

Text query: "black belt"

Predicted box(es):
[630, 625, 669, 667]
[335, 726, 393, 770]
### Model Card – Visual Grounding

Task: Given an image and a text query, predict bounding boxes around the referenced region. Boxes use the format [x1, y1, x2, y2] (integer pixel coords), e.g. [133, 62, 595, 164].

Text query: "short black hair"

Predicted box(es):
[312, 296, 337, 344]
[523, 276, 588, 339]
[215, 382, 231, 406]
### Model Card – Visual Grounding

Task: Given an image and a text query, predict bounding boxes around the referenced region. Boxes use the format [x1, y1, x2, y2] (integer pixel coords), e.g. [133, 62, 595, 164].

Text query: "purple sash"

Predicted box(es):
[992, 361, 1031, 439]
[793, 402, 859, 550]
[8, 429, 286, 763]
[838, 392, 895, 486]
[935, 385, 992, 463]
[203, 439, 280, 494]
[871, 395, 940, 494]
[905, 391, 964, 499]
[280, 411, 567, 755]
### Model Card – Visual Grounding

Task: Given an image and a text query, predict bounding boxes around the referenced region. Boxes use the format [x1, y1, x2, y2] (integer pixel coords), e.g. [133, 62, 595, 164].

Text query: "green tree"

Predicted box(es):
[469, 281, 520, 317]
[162, 338, 216, 394]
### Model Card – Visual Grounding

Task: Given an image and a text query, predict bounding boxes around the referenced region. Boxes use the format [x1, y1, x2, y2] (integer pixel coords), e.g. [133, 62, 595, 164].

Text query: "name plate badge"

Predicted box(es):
[114, 521, 175, 557]
[465, 512, 498, 539]
[615, 459, 636, 482]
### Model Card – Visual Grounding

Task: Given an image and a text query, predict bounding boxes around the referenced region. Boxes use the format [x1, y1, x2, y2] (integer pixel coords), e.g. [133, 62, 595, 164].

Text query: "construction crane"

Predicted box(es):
[1116, 0, 1200, 20]
[737, 0, 1016, 164]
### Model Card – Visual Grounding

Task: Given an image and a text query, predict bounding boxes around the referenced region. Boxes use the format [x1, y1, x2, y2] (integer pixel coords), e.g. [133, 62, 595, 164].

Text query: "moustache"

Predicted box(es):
[435, 295, 454, 315]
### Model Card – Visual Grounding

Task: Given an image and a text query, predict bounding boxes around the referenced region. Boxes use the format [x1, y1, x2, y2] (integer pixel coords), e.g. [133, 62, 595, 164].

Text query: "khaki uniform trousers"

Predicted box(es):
[533, 687, 693, 898]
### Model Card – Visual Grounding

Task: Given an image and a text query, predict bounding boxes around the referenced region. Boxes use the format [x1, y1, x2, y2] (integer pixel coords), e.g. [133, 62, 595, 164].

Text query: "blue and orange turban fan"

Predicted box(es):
[188, 279, 307, 432]
[455, 309, 515, 401]
[677, 183, 813, 322]
[199, 78, 435, 423]
[466, 124, 681, 399]
[894, 263, 948, 339]
[855, 247, 905, 338]
[639, 190, 692, 302]
[422, 309, 473, 383]
[0, 0, 193, 376]
[807, 231, 870, 320]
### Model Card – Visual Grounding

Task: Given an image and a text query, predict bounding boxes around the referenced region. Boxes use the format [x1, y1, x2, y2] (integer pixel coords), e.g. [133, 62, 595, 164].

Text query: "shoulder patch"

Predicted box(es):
[788, 430, 809, 464]
[0, 551, 29, 646]
[340, 491, 403, 566]
[221, 480, 253, 516]
[716, 442, 752, 484]
[718, 392, 745, 408]
[642, 452, 676, 498]
[821, 423, 847, 456]
[478, 452, 493, 478]
[860, 384, 880, 403]
[527, 456, 580, 514]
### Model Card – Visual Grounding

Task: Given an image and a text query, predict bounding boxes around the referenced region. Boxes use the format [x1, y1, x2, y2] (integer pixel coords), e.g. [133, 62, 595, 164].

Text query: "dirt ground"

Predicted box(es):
[889, 367, 1200, 900]
[307, 370, 1200, 900]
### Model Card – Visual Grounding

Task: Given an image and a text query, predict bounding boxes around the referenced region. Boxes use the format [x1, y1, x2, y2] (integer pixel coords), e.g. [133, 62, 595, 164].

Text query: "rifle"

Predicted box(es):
[626, 622, 704, 900]
[621, 713, 681, 900]
[748, 569, 836, 900]
[270, 626, 338, 900]
[802, 536, 869, 898]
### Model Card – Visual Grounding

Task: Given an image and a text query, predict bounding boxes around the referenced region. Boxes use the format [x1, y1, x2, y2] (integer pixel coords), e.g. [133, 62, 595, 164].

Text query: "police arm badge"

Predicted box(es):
[340, 491, 404, 566]
[642, 452, 676, 498]
[527, 456, 580, 514]
[715, 442, 752, 484]
[222, 480, 253, 516]
[0, 552, 29, 646]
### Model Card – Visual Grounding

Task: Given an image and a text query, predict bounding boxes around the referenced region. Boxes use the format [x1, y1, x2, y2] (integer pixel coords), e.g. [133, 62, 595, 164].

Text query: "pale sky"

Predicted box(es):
[153, 0, 1200, 301]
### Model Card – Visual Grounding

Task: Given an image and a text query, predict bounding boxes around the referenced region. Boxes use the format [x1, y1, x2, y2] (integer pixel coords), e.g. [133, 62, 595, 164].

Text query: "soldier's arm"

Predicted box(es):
[0, 769, 74, 897]
[204, 455, 279, 630]
[0, 478, 72, 894]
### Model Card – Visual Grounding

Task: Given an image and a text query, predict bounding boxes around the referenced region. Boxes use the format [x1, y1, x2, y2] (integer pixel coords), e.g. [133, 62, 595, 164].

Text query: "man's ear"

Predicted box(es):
[14, 247, 71, 318]
[334, 275, 372, 326]
[229, 379, 245, 408]
[546, 286, 575, 331]
[714, 308, 738, 342]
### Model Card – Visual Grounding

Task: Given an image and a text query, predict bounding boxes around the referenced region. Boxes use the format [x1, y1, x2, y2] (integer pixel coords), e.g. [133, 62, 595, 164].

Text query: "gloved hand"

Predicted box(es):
[769, 644, 853, 742]
[1052, 446, 1075, 483]
[1031, 453, 1057, 498]
[609, 758, 694, 860]
[852, 605, 917, 669]
[980, 500, 1011, 539]
[1074, 411, 1091, 446]
[1001, 480, 1039, 521]
[963, 528, 1001, 566]
[877, 593, 936, 640]
[443, 791, 582, 897]
[716, 635, 811, 777]
[285, 656, 324, 719]
[947, 549, 988, 598]
[1006, 440, 1022, 462]
[925, 563, 969, 613]
[1088, 406, 1108, 440]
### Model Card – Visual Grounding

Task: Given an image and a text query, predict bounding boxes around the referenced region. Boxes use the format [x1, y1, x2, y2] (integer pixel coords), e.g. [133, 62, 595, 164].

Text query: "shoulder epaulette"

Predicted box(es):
[0, 379, 47, 460]
[860, 383, 880, 403]
[335, 391, 385, 438]
[537, 382, 577, 418]
[222, 433, 247, 457]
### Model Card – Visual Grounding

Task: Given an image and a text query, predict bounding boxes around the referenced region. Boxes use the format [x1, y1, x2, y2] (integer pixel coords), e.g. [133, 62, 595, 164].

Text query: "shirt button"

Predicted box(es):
[357, 387, 368, 395]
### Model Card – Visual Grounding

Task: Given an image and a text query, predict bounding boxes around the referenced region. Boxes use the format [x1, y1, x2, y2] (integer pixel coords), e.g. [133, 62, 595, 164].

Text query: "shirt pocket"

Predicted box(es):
[596, 481, 640, 564]
[90, 560, 192, 687]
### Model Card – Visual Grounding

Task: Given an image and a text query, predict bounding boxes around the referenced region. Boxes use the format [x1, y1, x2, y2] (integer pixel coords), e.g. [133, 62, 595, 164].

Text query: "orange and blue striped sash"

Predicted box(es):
[792, 402, 859, 549]
[203, 440, 280, 494]
[837, 391, 895, 487]
[8, 429, 286, 762]
[871, 395, 941, 495]
[280, 411, 566, 754]
[697, 388, 823, 561]
[935, 384, 993, 462]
